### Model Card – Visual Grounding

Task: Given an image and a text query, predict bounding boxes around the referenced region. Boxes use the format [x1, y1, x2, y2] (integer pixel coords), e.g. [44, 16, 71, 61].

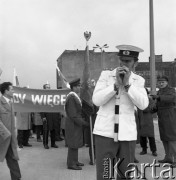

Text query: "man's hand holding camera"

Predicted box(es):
[115, 66, 130, 86]
[114, 66, 131, 92]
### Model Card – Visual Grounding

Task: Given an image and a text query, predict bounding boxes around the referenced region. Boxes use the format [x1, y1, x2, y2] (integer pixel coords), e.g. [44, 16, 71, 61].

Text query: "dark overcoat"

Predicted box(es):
[33, 113, 43, 126]
[41, 112, 61, 131]
[82, 104, 98, 146]
[157, 86, 176, 141]
[65, 92, 85, 149]
[138, 98, 156, 137]
[0, 96, 19, 162]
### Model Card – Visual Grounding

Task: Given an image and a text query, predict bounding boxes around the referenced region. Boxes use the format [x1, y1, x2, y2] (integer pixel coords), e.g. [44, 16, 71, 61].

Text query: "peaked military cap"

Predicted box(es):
[69, 78, 81, 87]
[157, 75, 168, 82]
[116, 45, 144, 60]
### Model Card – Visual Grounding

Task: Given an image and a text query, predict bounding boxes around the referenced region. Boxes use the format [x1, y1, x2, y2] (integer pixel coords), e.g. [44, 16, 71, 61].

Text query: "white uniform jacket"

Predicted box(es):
[92, 69, 149, 140]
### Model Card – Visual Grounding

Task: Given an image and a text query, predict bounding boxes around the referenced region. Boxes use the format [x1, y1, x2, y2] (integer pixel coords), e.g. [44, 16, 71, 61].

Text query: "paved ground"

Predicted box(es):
[0, 121, 176, 180]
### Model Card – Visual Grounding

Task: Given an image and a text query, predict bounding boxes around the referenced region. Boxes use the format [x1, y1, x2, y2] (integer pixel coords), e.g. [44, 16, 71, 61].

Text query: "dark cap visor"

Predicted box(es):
[119, 56, 138, 61]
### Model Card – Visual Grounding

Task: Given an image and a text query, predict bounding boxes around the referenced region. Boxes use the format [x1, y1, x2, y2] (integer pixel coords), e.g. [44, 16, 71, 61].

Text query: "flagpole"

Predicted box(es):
[84, 31, 95, 165]
[56, 64, 70, 89]
[149, 0, 156, 95]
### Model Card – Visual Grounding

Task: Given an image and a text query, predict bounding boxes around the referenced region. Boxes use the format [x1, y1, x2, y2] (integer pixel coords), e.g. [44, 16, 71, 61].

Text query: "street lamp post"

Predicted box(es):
[93, 44, 109, 70]
[149, 0, 156, 95]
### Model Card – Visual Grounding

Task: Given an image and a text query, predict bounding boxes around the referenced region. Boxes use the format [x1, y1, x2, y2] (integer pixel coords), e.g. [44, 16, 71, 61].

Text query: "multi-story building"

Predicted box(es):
[57, 50, 176, 88]
[135, 55, 174, 87]
[56, 50, 119, 88]
[166, 58, 176, 87]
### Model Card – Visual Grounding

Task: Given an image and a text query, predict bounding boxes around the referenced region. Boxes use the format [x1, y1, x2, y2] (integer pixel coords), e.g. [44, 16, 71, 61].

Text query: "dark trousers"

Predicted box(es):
[55, 129, 61, 140]
[162, 140, 176, 162]
[55, 120, 61, 140]
[62, 129, 65, 137]
[43, 129, 56, 146]
[83, 127, 90, 145]
[95, 135, 136, 180]
[140, 136, 157, 152]
[67, 148, 78, 167]
[17, 129, 30, 146]
[5, 145, 21, 180]
[36, 125, 43, 140]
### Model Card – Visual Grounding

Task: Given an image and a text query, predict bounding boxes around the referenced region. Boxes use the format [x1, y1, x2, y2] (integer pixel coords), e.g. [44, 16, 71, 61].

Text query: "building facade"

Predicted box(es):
[57, 51, 176, 88]
[135, 55, 176, 88]
[56, 50, 119, 88]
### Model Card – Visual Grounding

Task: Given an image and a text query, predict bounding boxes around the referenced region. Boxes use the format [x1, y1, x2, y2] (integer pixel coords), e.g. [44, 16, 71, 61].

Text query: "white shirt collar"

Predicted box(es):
[3, 96, 11, 104]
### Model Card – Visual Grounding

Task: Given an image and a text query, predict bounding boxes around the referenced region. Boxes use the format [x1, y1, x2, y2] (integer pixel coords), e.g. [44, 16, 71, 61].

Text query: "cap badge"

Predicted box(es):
[123, 50, 130, 55]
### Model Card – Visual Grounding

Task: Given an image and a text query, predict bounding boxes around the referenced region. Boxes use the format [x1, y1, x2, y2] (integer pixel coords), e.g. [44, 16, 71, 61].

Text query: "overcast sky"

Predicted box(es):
[0, 0, 176, 88]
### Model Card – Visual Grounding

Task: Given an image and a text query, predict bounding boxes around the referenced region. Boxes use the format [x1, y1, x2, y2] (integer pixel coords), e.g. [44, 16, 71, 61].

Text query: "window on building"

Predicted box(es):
[164, 70, 169, 76]
[136, 71, 143, 76]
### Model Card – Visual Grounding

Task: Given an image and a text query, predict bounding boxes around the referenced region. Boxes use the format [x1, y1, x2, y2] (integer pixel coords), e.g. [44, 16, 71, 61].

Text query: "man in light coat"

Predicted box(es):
[0, 82, 21, 180]
[92, 45, 149, 180]
[16, 112, 32, 148]
[33, 112, 43, 142]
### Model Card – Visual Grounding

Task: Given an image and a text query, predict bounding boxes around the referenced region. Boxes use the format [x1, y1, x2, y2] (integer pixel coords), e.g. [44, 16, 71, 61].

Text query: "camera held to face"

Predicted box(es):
[119, 68, 127, 80]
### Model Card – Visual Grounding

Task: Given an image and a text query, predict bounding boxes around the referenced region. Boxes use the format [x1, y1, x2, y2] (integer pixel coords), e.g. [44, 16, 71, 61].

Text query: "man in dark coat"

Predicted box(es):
[152, 76, 176, 166]
[138, 88, 157, 156]
[41, 84, 59, 149]
[65, 78, 89, 170]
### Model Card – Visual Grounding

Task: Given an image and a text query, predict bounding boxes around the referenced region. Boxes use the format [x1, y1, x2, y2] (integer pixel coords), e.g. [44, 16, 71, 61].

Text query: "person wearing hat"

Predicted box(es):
[65, 78, 89, 170]
[152, 76, 176, 167]
[92, 45, 149, 179]
[138, 88, 157, 157]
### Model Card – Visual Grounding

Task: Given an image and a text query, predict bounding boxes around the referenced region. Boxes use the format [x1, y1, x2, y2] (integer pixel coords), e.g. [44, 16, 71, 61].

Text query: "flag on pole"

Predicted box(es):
[81, 31, 95, 165]
[13, 68, 20, 87]
[80, 45, 94, 116]
[56, 65, 70, 89]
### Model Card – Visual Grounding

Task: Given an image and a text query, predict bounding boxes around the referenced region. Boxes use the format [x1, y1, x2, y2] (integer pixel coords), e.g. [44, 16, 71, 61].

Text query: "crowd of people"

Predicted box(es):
[0, 44, 176, 180]
[0, 82, 66, 180]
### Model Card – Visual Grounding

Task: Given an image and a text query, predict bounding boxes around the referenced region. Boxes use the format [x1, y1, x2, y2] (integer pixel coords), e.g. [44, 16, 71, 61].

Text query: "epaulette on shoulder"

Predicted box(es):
[133, 71, 144, 78]
[67, 92, 75, 97]
[133, 71, 138, 75]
